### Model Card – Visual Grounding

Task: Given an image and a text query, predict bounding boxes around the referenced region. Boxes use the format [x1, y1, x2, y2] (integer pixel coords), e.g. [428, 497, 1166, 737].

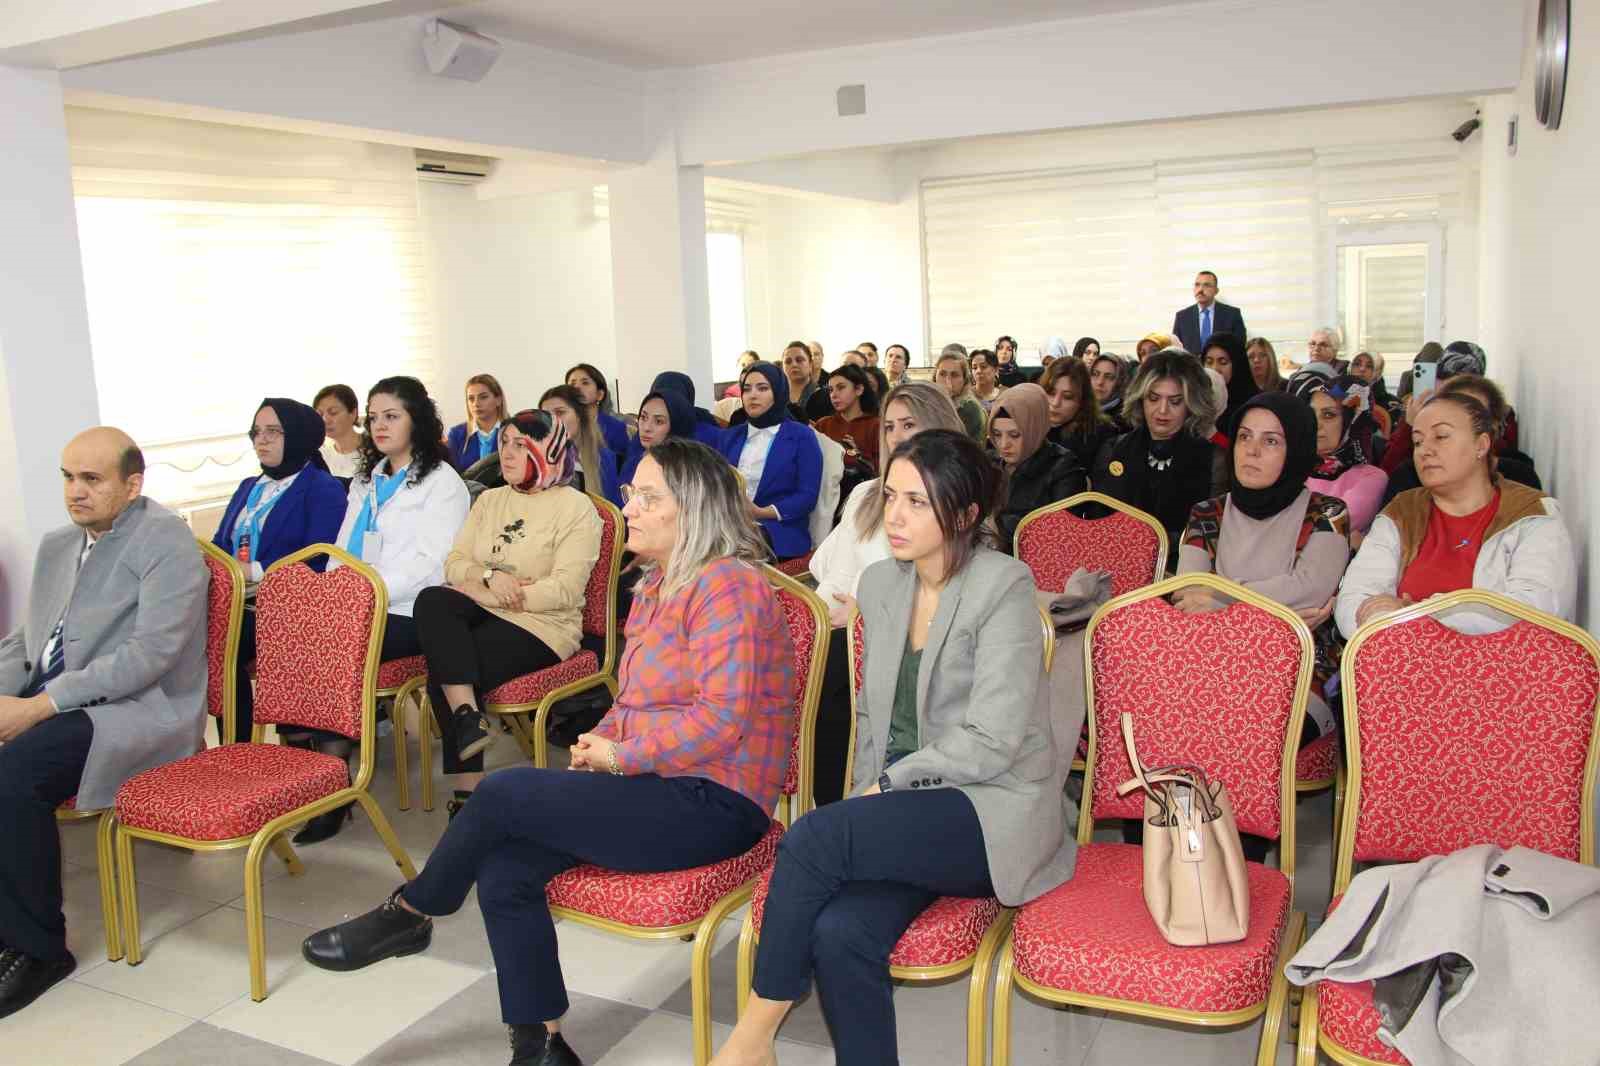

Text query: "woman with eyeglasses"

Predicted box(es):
[212, 398, 347, 743]
[303, 440, 793, 1066]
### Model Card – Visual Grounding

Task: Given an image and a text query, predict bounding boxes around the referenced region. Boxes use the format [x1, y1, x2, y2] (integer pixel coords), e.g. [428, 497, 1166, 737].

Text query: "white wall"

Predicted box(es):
[1479, 0, 1600, 625]
[418, 181, 618, 422]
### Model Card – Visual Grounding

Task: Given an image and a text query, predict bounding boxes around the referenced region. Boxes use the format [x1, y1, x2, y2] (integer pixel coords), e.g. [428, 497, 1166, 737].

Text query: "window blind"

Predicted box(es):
[67, 107, 434, 508]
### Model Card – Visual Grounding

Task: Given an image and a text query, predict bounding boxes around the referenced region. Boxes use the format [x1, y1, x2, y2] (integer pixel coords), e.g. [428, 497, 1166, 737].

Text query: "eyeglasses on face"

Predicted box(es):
[621, 484, 667, 512]
[248, 426, 284, 441]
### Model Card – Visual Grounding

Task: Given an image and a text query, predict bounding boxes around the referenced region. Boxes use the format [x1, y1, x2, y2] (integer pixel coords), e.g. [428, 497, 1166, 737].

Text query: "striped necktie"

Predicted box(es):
[23, 539, 93, 698]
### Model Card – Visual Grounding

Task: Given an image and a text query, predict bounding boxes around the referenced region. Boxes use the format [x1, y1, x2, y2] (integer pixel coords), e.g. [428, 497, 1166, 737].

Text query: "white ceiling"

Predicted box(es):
[450, 0, 1176, 69]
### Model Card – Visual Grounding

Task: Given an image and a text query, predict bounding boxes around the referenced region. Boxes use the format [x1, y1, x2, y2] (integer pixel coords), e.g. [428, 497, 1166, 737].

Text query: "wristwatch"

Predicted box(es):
[482, 567, 494, 588]
[878, 772, 893, 793]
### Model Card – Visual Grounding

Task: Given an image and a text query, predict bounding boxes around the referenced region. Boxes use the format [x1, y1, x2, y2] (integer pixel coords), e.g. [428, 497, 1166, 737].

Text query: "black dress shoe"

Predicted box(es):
[0, 949, 76, 1020]
[454, 704, 497, 761]
[509, 1025, 582, 1066]
[292, 805, 353, 845]
[301, 887, 432, 971]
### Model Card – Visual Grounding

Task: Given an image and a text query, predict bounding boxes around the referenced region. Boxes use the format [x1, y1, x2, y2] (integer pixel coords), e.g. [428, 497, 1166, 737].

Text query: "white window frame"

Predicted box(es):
[1322, 222, 1443, 362]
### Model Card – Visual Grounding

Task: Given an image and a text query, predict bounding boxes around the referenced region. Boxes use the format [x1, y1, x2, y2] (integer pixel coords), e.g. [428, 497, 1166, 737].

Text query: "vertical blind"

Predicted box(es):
[68, 107, 434, 507]
[921, 141, 1462, 362]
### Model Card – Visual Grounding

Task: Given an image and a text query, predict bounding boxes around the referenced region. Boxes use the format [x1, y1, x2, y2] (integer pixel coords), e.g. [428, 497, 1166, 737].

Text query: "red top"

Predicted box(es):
[592, 557, 794, 812]
[815, 413, 881, 471]
[1396, 490, 1501, 603]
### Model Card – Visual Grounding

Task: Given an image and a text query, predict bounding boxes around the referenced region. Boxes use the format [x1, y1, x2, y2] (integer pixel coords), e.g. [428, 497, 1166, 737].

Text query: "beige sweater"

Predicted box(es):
[443, 485, 602, 660]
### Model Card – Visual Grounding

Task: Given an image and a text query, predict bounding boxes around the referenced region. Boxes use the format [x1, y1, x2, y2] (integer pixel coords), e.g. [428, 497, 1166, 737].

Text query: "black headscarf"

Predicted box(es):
[640, 388, 696, 440]
[1205, 332, 1259, 432]
[740, 361, 792, 429]
[1227, 391, 1319, 520]
[257, 398, 329, 479]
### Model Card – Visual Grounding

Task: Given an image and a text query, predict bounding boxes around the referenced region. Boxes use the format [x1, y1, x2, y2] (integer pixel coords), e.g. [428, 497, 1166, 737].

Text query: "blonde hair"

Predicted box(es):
[1125, 348, 1219, 439]
[464, 373, 507, 429]
[641, 439, 770, 599]
[853, 382, 966, 538]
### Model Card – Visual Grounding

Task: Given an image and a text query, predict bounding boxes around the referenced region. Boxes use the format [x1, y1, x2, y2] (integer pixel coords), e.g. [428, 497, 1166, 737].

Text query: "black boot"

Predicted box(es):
[292, 805, 353, 845]
[301, 887, 432, 971]
[0, 948, 76, 1020]
[509, 1025, 582, 1066]
[445, 789, 473, 822]
[453, 703, 497, 761]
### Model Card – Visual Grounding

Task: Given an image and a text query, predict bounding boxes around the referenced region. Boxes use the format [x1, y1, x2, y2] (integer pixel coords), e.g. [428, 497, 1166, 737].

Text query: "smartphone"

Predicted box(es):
[1411, 361, 1438, 397]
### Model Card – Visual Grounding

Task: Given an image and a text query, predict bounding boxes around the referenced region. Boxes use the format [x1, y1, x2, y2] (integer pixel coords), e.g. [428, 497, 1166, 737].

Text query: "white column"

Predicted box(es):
[606, 132, 712, 412]
[0, 64, 100, 631]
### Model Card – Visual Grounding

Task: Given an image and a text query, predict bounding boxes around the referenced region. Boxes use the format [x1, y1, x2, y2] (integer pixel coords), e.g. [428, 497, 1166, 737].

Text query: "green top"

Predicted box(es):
[885, 637, 923, 766]
[956, 395, 987, 442]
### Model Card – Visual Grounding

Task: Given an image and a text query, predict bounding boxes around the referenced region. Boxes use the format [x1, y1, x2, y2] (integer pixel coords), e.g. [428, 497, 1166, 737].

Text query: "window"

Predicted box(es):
[705, 231, 749, 383]
[68, 108, 434, 508]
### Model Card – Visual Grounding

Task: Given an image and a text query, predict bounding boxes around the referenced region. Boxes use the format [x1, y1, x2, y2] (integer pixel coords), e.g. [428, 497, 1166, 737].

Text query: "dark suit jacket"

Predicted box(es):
[1172, 301, 1247, 354]
[213, 467, 346, 573]
[717, 420, 822, 559]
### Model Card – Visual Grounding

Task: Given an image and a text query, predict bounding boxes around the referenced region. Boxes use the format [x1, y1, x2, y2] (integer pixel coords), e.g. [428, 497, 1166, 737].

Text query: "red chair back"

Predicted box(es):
[254, 555, 382, 739]
[768, 568, 828, 812]
[579, 495, 625, 675]
[1015, 492, 1167, 596]
[1342, 596, 1600, 871]
[1084, 575, 1312, 844]
[197, 541, 244, 729]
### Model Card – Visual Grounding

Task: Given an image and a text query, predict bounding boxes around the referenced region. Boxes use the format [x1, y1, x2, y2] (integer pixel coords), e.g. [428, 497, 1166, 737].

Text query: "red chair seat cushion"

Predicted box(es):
[484, 651, 600, 706]
[115, 744, 349, 841]
[1297, 731, 1339, 784]
[774, 553, 813, 578]
[1318, 977, 1409, 1063]
[749, 867, 1000, 969]
[1011, 843, 1292, 1013]
[377, 655, 427, 691]
[547, 820, 783, 928]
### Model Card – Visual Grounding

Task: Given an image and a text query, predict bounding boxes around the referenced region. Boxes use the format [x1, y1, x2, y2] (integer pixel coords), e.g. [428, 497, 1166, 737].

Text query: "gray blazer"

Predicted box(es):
[0, 497, 209, 809]
[853, 548, 1076, 905]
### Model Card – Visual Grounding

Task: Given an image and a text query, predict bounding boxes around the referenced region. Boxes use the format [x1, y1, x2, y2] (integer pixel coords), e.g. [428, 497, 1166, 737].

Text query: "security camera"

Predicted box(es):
[1452, 117, 1482, 143]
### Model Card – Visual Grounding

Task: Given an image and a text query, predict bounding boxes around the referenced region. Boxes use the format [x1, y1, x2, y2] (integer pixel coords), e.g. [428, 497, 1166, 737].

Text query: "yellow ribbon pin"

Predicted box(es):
[1108, 460, 1125, 477]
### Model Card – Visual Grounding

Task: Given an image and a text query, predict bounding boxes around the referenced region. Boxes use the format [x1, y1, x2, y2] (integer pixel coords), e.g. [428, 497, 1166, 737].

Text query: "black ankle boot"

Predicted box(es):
[445, 789, 473, 822]
[301, 887, 432, 971]
[292, 805, 353, 845]
[509, 1025, 582, 1066]
[453, 703, 496, 761]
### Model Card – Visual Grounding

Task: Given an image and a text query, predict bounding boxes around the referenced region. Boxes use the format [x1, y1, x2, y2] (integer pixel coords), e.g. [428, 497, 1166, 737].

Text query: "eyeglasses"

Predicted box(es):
[247, 427, 284, 441]
[1308, 340, 1337, 351]
[621, 484, 668, 512]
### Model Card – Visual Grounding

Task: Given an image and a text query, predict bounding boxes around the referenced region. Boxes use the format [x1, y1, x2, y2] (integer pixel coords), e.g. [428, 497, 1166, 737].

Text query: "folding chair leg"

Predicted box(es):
[420, 696, 436, 812]
[990, 928, 1019, 1066]
[392, 688, 411, 812]
[244, 834, 271, 1001]
[1296, 983, 1320, 1066]
[1256, 911, 1306, 1066]
[734, 912, 757, 1019]
[691, 887, 752, 1066]
[115, 827, 144, 966]
[269, 835, 304, 876]
[96, 813, 123, 961]
[357, 791, 418, 879]
[966, 910, 1014, 1066]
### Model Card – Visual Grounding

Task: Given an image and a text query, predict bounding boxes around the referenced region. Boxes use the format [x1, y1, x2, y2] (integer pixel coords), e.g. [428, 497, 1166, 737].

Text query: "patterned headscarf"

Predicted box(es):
[502, 409, 574, 493]
[1289, 373, 1376, 480]
[1440, 341, 1488, 380]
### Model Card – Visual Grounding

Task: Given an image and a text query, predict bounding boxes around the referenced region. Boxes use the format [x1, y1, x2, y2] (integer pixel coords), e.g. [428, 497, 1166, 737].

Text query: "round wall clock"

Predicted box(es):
[1535, 0, 1570, 130]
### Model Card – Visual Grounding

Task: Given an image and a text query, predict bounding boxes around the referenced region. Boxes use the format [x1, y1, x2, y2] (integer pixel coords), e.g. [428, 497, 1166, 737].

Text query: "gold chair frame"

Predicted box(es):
[548, 566, 827, 1066]
[1297, 590, 1600, 1066]
[732, 603, 1055, 1066]
[113, 544, 417, 1002]
[993, 573, 1314, 1066]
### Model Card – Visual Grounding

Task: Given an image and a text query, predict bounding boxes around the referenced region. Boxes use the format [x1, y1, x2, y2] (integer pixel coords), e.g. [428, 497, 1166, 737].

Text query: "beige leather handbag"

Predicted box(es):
[1116, 713, 1250, 946]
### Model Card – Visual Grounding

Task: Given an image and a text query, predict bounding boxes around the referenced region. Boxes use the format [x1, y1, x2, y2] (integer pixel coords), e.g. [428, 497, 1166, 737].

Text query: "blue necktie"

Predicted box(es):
[23, 621, 66, 698]
[1200, 307, 1213, 350]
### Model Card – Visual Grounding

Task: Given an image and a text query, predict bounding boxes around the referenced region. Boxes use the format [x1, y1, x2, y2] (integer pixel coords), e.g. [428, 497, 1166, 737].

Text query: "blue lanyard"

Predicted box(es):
[345, 466, 408, 559]
[474, 427, 497, 461]
[231, 478, 288, 558]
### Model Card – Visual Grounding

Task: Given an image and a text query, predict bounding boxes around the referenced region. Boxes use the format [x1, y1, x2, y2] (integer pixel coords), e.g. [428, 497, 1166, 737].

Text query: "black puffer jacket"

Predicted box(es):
[997, 441, 1087, 553]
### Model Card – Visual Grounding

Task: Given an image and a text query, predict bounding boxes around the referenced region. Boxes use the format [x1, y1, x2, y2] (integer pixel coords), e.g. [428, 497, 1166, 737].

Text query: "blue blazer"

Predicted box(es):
[718, 420, 822, 560]
[212, 466, 346, 573]
[597, 411, 630, 468]
[587, 445, 623, 507]
[446, 422, 498, 472]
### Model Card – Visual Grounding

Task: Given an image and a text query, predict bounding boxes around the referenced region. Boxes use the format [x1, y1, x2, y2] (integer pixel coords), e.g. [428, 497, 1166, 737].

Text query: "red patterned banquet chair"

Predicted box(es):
[542, 567, 827, 1066]
[112, 544, 416, 1002]
[993, 573, 1314, 1066]
[377, 652, 429, 811]
[1015, 490, 1168, 774]
[415, 494, 624, 804]
[1296, 590, 1600, 1066]
[733, 604, 1056, 1066]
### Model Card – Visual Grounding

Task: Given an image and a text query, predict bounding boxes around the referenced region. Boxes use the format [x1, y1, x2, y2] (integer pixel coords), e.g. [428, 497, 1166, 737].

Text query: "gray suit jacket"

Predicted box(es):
[0, 497, 209, 809]
[853, 549, 1075, 905]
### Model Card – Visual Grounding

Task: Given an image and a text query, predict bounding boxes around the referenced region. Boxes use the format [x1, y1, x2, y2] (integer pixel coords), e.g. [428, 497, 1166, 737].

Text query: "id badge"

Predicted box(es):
[361, 528, 384, 561]
[237, 532, 252, 564]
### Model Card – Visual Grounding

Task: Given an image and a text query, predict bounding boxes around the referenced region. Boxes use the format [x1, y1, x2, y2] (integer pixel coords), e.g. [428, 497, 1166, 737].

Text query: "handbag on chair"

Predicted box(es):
[1116, 712, 1250, 945]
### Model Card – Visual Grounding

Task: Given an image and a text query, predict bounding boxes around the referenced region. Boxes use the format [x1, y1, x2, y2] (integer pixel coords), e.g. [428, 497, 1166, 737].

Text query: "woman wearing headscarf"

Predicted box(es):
[1176, 392, 1352, 744]
[717, 361, 823, 562]
[418, 409, 603, 816]
[621, 387, 697, 486]
[213, 398, 347, 743]
[1290, 372, 1389, 537]
[1348, 351, 1398, 425]
[990, 383, 1088, 552]
[1136, 331, 1178, 362]
[652, 370, 725, 447]
[1201, 331, 1259, 436]
[1088, 352, 1130, 430]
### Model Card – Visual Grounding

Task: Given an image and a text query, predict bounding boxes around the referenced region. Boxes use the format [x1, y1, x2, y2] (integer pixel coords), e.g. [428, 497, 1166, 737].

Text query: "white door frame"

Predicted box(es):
[1323, 222, 1444, 352]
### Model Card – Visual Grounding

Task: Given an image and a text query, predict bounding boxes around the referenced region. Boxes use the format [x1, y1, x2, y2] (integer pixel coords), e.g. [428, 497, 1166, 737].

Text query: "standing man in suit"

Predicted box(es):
[1172, 270, 1247, 355]
[0, 428, 208, 1018]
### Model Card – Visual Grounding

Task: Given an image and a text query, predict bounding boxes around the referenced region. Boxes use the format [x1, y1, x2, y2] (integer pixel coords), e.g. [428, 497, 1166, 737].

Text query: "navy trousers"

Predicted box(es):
[0, 710, 95, 962]
[753, 788, 993, 1066]
[400, 767, 769, 1023]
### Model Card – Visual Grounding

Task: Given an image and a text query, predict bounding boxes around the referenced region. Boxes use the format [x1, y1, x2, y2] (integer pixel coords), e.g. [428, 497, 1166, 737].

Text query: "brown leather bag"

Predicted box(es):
[1116, 713, 1250, 946]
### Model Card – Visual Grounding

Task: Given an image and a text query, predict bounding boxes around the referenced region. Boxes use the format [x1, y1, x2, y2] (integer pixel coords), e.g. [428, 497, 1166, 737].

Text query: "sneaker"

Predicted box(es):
[301, 887, 433, 971]
[454, 704, 498, 761]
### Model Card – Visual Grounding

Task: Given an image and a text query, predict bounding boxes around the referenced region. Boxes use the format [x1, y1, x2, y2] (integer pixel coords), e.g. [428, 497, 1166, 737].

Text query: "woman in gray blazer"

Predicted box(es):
[712, 430, 1076, 1066]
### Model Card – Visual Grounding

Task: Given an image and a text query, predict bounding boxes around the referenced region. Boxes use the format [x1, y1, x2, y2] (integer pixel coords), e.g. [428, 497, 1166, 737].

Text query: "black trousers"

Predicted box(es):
[413, 585, 559, 774]
[401, 767, 768, 1023]
[811, 627, 853, 806]
[0, 710, 94, 962]
[752, 788, 993, 1065]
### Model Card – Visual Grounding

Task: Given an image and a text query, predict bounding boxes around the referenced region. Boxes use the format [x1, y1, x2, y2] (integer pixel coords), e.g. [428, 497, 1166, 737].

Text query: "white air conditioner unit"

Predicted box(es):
[415, 150, 496, 185]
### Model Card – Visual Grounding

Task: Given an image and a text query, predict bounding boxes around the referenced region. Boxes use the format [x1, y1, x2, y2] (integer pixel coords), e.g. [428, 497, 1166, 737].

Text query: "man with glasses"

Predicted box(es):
[0, 428, 208, 1019]
[1172, 271, 1247, 355]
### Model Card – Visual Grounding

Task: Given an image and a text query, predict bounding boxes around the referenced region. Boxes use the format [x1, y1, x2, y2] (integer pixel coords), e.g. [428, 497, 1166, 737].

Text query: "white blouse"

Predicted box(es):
[737, 423, 780, 504]
[320, 439, 363, 478]
[810, 479, 891, 611]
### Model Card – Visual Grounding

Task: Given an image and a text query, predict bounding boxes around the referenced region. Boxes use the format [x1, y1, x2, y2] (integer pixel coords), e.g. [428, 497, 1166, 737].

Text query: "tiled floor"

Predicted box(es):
[12, 730, 1339, 1065]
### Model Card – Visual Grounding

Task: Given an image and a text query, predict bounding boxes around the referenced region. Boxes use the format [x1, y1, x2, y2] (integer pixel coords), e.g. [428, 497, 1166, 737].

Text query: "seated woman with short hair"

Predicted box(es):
[1336, 391, 1575, 638]
[1176, 392, 1351, 743]
[418, 410, 602, 816]
[313, 384, 364, 480]
[302, 440, 793, 1066]
[712, 429, 1074, 1066]
[214, 397, 346, 744]
[989, 382, 1087, 552]
[717, 362, 822, 562]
